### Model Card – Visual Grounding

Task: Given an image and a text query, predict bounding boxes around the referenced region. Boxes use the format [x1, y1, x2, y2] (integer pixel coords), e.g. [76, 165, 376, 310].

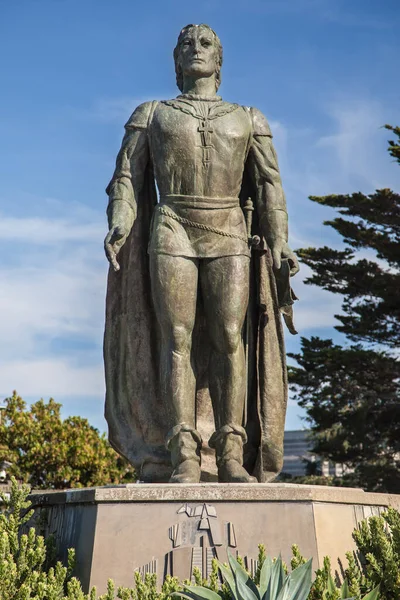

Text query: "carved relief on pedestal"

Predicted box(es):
[136, 503, 257, 582]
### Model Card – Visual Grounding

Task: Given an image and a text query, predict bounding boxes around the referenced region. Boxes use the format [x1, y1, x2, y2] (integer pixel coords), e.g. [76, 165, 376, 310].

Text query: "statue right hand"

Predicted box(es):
[104, 225, 129, 272]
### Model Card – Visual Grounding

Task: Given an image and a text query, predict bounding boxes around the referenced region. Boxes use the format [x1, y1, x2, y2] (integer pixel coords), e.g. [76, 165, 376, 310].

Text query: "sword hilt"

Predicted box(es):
[244, 197, 260, 247]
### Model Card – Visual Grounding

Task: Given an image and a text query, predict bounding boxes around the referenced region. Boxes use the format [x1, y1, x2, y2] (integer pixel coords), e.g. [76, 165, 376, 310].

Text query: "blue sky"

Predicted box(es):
[0, 0, 399, 432]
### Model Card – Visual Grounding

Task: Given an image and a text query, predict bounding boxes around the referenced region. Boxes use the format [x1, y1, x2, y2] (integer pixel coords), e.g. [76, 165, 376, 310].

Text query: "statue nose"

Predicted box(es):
[193, 41, 202, 54]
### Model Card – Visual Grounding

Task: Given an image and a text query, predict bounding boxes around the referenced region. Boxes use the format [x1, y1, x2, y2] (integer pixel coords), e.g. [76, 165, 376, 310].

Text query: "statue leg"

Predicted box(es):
[200, 255, 256, 483]
[149, 252, 202, 483]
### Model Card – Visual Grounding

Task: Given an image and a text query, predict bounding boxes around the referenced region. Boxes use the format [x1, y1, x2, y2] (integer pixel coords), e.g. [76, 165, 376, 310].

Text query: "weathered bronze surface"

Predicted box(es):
[103, 24, 299, 483]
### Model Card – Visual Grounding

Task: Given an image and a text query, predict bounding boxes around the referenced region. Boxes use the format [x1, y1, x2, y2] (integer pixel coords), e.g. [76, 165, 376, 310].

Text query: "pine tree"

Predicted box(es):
[289, 126, 400, 493]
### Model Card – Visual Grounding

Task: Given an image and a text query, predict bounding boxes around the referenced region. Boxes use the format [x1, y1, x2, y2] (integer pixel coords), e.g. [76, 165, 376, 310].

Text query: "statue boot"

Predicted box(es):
[209, 424, 257, 483]
[166, 424, 202, 484]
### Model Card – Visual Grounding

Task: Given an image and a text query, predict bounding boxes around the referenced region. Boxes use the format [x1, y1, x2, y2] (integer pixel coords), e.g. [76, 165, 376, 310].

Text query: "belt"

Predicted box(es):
[156, 205, 249, 245]
[160, 194, 240, 209]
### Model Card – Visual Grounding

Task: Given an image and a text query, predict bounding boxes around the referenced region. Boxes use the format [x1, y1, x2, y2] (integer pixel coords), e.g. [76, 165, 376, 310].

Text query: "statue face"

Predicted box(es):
[178, 26, 217, 81]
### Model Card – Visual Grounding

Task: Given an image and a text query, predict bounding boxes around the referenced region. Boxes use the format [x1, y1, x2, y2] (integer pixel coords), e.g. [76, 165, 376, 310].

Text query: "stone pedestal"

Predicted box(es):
[29, 484, 400, 594]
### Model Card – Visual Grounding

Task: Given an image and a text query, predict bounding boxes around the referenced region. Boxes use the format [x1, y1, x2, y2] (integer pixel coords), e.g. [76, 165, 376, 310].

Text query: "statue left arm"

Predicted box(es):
[246, 107, 299, 276]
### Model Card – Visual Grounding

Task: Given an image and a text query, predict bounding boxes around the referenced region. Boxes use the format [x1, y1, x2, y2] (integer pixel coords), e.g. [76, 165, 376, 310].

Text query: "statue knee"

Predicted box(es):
[212, 323, 241, 354]
[170, 325, 192, 354]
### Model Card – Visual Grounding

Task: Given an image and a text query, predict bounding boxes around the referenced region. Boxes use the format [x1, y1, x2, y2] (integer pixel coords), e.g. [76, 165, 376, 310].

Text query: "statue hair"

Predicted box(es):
[173, 24, 223, 92]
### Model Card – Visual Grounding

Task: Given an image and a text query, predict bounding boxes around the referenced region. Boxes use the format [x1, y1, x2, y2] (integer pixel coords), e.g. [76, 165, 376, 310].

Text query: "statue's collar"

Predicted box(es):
[162, 97, 240, 120]
[177, 93, 222, 102]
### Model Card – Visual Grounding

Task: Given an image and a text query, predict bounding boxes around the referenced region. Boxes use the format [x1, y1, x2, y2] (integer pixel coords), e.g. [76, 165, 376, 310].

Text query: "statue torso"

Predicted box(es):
[148, 97, 252, 200]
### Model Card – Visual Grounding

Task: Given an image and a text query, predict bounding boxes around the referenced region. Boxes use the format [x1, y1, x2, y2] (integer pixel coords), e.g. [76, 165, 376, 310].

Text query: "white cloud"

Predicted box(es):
[0, 262, 105, 358]
[290, 264, 343, 332]
[316, 99, 386, 188]
[76, 93, 173, 124]
[0, 359, 104, 399]
[277, 96, 400, 205]
[0, 202, 107, 408]
[0, 215, 104, 244]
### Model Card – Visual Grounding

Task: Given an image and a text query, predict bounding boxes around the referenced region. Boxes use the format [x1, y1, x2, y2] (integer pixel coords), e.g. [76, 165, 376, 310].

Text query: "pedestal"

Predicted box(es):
[29, 483, 400, 594]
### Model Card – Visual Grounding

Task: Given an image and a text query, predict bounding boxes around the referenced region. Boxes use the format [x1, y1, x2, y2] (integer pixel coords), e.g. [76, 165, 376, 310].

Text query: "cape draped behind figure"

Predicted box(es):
[104, 101, 297, 483]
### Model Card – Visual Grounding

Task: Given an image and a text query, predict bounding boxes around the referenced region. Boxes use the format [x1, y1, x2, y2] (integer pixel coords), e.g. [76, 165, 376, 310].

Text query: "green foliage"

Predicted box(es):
[293, 550, 379, 600]
[352, 507, 400, 600]
[385, 125, 400, 164]
[97, 573, 183, 600]
[279, 473, 347, 488]
[297, 185, 399, 346]
[0, 476, 86, 599]
[0, 391, 134, 489]
[289, 338, 400, 492]
[173, 549, 312, 600]
[289, 126, 400, 493]
[296, 506, 400, 600]
[0, 477, 184, 599]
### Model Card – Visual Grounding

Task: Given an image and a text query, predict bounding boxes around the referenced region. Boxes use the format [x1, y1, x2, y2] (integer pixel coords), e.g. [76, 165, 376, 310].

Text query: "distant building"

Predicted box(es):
[282, 430, 314, 477]
[282, 430, 346, 478]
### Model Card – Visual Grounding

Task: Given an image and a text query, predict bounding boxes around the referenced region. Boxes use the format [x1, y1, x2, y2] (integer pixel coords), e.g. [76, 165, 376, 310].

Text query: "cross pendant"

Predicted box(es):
[198, 119, 214, 147]
[198, 119, 214, 166]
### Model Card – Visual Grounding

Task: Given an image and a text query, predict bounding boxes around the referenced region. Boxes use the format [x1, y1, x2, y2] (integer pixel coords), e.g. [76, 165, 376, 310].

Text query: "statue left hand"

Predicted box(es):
[271, 239, 299, 276]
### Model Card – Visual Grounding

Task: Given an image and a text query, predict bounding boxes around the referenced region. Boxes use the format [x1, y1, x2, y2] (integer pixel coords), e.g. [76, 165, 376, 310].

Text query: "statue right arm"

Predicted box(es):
[104, 102, 154, 270]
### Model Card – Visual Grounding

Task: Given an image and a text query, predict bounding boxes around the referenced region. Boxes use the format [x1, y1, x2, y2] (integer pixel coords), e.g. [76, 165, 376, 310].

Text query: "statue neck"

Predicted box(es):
[182, 75, 218, 98]
[178, 93, 222, 102]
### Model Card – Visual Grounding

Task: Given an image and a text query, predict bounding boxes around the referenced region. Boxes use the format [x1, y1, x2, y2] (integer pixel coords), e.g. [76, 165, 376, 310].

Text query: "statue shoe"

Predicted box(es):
[166, 425, 202, 484]
[218, 459, 257, 483]
[209, 424, 258, 484]
[169, 459, 201, 484]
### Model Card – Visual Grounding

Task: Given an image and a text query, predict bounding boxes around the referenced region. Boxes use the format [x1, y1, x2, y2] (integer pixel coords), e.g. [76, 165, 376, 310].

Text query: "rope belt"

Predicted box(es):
[157, 205, 249, 245]
[161, 194, 239, 209]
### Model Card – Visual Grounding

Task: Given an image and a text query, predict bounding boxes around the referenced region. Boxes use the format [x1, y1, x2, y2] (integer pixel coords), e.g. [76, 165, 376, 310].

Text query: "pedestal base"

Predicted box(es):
[29, 483, 400, 594]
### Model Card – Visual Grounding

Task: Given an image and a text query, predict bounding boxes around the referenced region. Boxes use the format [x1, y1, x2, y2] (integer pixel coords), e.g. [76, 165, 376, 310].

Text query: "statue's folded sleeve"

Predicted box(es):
[246, 107, 289, 244]
[106, 102, 155, 230]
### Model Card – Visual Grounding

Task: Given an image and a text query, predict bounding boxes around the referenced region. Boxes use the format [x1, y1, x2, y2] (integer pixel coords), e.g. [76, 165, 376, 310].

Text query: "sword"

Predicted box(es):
[242, 198, 259, 428]
[244, 200, 298, 338]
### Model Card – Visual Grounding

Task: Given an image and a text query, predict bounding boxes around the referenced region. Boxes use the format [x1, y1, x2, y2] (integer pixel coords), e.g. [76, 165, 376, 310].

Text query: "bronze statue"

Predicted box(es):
[104, 24, 299, 484]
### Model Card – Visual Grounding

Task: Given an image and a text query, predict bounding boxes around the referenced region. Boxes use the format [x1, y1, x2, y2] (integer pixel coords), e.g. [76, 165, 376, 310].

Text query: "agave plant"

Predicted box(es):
[173, 550, 313, 600]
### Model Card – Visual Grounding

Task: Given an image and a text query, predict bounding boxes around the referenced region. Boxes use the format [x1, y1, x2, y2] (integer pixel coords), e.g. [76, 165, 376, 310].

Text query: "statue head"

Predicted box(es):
[173, 24, 223, 93]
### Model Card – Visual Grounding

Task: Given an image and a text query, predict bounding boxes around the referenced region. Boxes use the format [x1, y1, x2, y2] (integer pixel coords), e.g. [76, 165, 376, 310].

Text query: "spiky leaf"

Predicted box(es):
[227, 552, 260, 600]
[361, 586, 380, 600]
[173, 590, 220, 600]
[340, 578, 350, 599]
[275, 578, 291, 600]
[286, 559, 312, 600]
[236, 575, 259, 600]
[218, 561, 236, 597]
[262, 557, 285, 600]
[259, 556, 274, 598]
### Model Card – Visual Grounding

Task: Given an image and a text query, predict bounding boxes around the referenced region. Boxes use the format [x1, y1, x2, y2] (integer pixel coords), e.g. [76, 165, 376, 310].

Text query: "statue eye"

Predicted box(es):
[182, 40, 191, 47]
[201, 40, 212, 47]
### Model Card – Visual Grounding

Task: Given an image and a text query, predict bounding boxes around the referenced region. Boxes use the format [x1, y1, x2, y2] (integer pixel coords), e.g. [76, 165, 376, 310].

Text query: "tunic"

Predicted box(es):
[106, 95, 287, 259]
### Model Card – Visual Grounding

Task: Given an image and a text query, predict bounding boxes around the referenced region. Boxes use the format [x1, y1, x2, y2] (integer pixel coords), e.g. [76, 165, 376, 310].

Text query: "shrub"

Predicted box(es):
[0, 477, 81, 599]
